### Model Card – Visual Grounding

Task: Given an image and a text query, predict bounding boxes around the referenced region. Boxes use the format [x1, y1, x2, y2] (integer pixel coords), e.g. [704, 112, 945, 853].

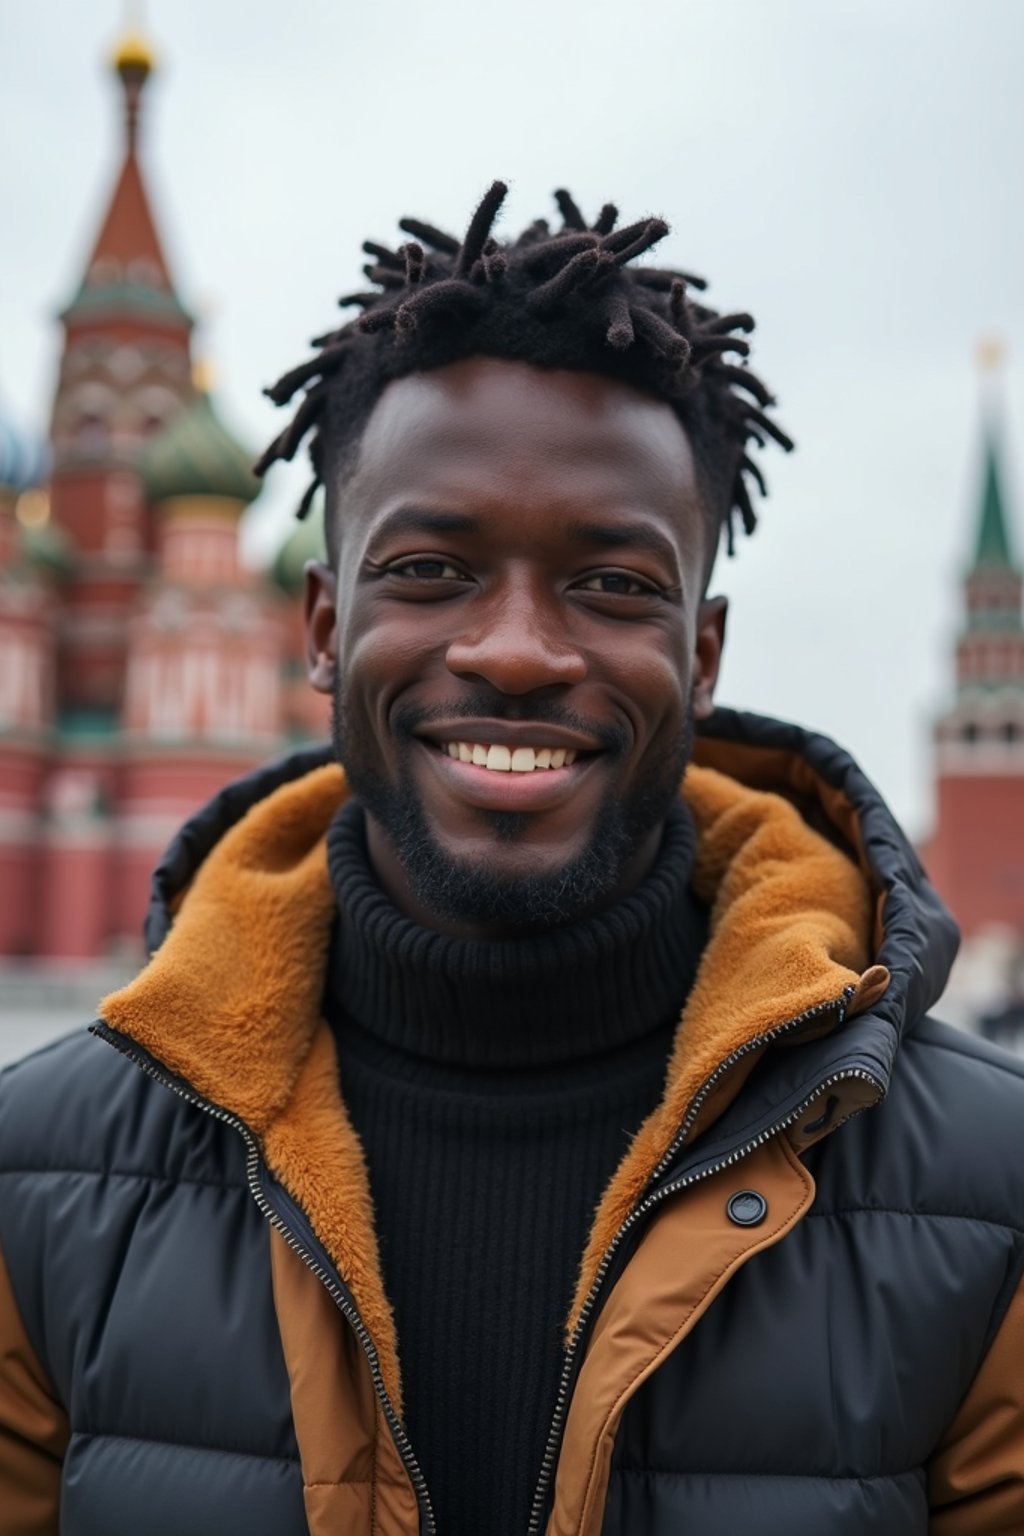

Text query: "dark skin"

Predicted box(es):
[304, 356, 727, 939]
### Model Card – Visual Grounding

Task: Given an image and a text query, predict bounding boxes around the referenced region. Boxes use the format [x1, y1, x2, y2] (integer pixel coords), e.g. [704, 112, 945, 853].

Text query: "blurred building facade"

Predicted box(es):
[0, 29, 327, 969]
[920, 348, 1024, 1053]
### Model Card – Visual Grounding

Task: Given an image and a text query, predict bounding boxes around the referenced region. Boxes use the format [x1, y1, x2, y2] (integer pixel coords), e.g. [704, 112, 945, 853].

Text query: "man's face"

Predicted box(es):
[305, 356, 725, 936]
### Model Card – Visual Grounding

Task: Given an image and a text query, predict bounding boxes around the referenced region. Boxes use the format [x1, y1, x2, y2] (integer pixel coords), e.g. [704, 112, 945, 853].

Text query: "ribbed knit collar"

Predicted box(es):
[323, 799, 708, 1070]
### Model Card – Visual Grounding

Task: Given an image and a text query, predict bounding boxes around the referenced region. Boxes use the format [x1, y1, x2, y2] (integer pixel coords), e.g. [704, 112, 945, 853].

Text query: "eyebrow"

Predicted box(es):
[367, 508, 479, 551]
[366, 507, 680, 573]
[566, 520, 680, 570]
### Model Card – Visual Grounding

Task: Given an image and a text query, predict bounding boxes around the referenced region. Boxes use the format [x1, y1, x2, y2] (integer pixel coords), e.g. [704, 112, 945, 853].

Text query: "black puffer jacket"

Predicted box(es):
[1, 708, 1022, 1536]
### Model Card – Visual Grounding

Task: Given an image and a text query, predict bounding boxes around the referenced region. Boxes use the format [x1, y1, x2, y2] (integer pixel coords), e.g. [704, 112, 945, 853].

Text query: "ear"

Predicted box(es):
[303, 560, 338, 695]
[692, 595, 727, 720]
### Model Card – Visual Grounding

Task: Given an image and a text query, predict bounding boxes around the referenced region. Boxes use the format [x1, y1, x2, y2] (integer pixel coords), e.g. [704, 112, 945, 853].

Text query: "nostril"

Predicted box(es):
[445, 633, 587, 690]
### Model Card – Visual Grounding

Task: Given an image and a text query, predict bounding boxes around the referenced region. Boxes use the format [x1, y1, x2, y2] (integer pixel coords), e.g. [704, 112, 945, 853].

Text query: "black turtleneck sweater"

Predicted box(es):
[322, 801, 708, 1536]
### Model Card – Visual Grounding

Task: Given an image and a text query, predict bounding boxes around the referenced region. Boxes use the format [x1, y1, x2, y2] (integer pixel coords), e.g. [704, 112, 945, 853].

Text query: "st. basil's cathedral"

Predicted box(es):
[0, 27, 327, 966]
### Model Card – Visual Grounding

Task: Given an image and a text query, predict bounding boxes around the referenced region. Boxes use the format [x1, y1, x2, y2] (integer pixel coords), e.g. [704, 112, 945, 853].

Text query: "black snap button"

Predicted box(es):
[727, 1190, 768, 1227]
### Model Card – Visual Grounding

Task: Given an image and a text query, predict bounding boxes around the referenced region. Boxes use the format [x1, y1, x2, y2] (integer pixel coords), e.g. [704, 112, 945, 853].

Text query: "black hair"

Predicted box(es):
[255, 182, 792, 564]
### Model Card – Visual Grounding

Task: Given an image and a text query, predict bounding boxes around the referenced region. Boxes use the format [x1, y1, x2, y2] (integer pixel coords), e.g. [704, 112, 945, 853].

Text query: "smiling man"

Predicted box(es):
[1, 185, 1023, 1536]
[311, 355, 713, 935]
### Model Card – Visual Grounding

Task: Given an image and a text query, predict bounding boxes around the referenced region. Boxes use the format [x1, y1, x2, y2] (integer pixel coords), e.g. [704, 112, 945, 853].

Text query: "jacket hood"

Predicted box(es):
[101, 705, 959, 1408]
[697, 706, 959, 1053]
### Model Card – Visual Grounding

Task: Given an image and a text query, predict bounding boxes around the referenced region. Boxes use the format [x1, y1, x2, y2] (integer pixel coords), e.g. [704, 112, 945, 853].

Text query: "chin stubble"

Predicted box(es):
[331, 687, 694, 929]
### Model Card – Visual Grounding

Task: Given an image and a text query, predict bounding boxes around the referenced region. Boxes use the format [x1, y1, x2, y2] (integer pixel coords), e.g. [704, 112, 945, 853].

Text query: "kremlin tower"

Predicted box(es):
[925, 346, 1024, 934]
[922, 345, 1024, 1045]
[0, 25, 325, 964]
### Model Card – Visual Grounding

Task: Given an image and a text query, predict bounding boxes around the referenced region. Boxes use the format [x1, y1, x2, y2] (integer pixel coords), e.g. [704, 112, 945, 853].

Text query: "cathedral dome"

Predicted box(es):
[142, 386, 261, 507]
[0, 400, 48, 494]
[271, 500, 326, 594]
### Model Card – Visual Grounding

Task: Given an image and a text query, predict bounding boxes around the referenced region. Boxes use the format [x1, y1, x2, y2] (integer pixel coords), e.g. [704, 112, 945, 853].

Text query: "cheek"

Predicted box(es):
[602, 629, 691, 741]
[337, 603, 442, 732]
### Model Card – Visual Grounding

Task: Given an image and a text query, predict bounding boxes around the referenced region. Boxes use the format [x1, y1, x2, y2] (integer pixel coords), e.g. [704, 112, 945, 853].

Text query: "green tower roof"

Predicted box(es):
[142, 388, 261, 507]
[972, 427, 1016, 571]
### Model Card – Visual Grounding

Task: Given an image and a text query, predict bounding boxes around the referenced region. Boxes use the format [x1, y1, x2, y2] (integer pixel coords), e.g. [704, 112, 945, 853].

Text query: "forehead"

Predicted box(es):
[339, 356, 706, 551]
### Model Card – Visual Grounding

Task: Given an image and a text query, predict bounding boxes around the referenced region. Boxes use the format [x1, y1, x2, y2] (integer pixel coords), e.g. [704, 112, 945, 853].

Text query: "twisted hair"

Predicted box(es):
[256, 182, 792, 564]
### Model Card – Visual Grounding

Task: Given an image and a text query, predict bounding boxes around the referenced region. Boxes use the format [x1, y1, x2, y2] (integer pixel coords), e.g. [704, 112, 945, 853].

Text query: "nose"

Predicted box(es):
[444, 575, 587, 695]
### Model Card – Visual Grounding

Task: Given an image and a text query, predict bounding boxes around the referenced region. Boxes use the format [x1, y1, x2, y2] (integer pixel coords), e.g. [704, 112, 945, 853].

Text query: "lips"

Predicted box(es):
[416, 717, 605, 753]
[416, 734, 603, 813]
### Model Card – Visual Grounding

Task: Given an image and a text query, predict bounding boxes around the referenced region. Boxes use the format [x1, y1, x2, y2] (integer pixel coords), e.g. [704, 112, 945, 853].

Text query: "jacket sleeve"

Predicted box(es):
[0, 1240, 67, 1533]
[928, 1269, 1024, 1533]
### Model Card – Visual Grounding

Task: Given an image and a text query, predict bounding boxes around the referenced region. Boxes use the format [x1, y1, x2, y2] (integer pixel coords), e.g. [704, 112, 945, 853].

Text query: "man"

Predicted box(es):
[0, 183, 1022, 1536]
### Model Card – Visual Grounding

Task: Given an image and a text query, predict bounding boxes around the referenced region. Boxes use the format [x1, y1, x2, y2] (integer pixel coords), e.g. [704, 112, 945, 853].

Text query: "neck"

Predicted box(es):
[324, 798, 708, 1069]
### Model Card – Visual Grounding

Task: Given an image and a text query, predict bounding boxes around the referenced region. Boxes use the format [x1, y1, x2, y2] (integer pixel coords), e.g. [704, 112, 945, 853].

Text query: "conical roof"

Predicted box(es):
[62, 24, 190, 328]
[142, 387, 261, 506]
[972, 428, 1016, 571]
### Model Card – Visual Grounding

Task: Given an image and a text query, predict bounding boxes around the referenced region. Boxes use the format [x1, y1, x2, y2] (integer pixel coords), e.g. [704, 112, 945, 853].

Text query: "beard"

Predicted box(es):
[331, 683, 694, 931]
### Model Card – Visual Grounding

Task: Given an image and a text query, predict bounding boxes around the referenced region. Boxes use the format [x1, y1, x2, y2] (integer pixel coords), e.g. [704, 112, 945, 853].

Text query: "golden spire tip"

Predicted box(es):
[112, 1, 155, 77]
[976, 335, 1006, 373]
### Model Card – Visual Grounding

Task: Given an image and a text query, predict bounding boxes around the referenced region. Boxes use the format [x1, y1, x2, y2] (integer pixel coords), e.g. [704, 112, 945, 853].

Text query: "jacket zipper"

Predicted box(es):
[91, 1024, 439, 1536]
[525, 987, 884, 1535]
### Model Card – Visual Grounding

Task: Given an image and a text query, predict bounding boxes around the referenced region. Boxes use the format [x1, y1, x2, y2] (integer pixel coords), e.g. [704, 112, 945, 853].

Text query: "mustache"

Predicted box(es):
[391, 693, 630, 756]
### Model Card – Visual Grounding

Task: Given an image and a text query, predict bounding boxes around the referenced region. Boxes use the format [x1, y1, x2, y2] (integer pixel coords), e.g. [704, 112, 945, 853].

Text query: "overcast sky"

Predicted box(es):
[2, 0, 1022, 838]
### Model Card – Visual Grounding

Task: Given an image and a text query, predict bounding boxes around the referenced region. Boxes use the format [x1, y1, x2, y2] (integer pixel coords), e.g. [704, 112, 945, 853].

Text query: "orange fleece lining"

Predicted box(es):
[566, 764, 871, 1329]
[101, 766, 404, 1413]
[101, 756, 878, 1414]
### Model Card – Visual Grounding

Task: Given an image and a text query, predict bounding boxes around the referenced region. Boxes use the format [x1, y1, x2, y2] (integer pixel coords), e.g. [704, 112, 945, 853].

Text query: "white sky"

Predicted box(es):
[2, 0, 1022, 838]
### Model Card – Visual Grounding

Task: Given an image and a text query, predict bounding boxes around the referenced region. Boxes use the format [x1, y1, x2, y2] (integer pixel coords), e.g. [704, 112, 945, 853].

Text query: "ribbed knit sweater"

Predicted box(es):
[323, 801, 708, 1536]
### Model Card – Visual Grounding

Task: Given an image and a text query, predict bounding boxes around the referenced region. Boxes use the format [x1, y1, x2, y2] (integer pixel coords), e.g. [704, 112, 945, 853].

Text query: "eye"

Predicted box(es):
[577, 571, 660, 597]
[389, 558, 466, 581]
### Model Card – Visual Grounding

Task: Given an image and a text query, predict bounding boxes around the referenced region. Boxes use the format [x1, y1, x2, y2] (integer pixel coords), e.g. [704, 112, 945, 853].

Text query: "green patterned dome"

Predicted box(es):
[271, 500, 326, 594]
[142, 388, 260, 506]
[22, 520, 73, 576]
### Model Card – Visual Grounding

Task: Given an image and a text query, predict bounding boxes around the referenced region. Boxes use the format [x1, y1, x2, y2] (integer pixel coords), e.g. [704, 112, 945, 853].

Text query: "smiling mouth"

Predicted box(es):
[439, 740, 584, 773]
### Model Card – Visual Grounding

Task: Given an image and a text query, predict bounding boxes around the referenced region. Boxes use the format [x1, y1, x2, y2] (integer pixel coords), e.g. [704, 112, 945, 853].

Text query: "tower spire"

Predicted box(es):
[971, 339, 1017, 574]
[111, 6, 156, 153]
[61, 9, 186, 323]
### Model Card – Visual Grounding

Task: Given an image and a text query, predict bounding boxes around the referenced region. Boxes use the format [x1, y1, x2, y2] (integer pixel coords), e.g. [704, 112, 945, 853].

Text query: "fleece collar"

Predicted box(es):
[100, 744, 892, 1410]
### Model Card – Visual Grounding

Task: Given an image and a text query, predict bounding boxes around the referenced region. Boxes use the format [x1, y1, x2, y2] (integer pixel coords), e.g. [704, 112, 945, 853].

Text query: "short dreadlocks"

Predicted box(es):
[256, 182, 792, 566]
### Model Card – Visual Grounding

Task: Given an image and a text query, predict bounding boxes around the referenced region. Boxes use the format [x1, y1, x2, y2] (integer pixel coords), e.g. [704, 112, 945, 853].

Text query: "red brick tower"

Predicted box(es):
[112, 376, 285, 941]
[926, 346, 1024, 939]
[49, 28, 193, 718]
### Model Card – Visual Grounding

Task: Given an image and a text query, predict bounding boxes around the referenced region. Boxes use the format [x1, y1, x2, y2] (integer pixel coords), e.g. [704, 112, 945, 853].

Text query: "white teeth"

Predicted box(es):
[441, 741, 584, 771]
